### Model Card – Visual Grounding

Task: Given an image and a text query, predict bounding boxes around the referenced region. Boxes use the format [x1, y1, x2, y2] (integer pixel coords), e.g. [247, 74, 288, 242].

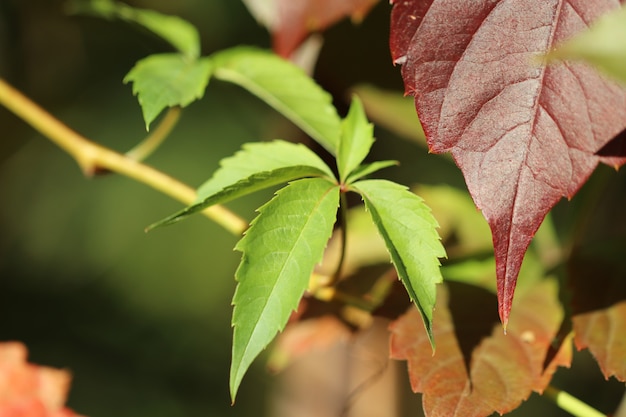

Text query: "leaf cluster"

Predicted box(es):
[75, 0, 446, 401]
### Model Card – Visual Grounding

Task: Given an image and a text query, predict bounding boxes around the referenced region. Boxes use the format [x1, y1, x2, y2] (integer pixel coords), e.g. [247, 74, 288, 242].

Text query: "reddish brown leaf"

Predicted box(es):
[389, 0, 626, 326]
[244, 0, 380, 57]
[0, 342, 83, 417]
[569, 241, 626, 382]
[389, 281, 572, 417]
[267, 315, 352, 373]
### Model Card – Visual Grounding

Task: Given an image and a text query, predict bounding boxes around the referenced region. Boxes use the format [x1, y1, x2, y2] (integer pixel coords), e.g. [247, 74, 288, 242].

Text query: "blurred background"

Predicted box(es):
[0, 1, 624, 417]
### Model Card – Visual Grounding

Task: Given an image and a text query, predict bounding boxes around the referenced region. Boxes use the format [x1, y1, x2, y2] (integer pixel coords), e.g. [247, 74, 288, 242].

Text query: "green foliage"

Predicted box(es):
[210, 47, 342, 154]
[124, 54, 212, 129]
[147, 140, 335, 229]
[351, 180, 445, 344]
[337, 96, 374, 182]
[230, 178, 340, 400]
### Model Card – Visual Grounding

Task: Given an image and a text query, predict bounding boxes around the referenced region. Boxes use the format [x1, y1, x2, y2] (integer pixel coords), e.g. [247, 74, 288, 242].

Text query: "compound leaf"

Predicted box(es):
[230, 178, 340, 400]
[338, 96, 375, 182]
[124, 53, 212, 129]
[211, 47, 341, 154]
[389, 0, 626, 326]
[352, 179, 445, 345]
[147, 140, 335, 229]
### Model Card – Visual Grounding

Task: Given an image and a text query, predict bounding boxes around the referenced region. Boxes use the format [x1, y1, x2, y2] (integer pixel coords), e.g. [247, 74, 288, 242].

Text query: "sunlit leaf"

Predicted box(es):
[124, 53, 211, 129]
[196, 140, 335, 200]
[390, 280, 572, 417]
[337, 96, 375, 182]
[211, 47, 341, 154]
[352, 179, 445, 345]
[390, 0, 626, 326]
[230, 178, 340, 400]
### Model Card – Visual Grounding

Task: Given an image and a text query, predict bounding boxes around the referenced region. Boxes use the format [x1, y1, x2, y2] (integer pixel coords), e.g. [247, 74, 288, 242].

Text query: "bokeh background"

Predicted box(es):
[0, 1, 624, 417]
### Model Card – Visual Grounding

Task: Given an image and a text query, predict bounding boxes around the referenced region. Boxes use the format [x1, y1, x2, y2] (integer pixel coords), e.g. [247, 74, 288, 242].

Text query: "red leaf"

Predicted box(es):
[0, 342, 83, 417]
[389, 281, 572, 417]
[389, 0, 626, 326]
[244, 0, 380, 57]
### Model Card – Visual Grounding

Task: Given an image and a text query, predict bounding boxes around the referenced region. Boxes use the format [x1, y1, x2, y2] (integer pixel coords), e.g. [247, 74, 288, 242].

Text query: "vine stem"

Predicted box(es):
[544, 385, 606, 417]
[126, 106, 181, 161]
[0, 78, 247, 236]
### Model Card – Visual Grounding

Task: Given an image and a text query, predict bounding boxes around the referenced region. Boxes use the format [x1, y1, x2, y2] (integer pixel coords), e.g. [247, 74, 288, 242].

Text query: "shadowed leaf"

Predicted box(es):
[242, 0, 379, 57]
[147, 140, 334, 229]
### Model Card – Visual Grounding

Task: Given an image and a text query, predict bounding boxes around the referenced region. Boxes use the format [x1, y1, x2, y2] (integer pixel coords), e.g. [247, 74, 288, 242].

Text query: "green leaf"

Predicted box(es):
[68, 0, 200, 58]
[230, 178, 340, 400]
[197, 140, 335, 199]
[351, 180, 445, 347]
[124, 53, 212, 129]
[544, 5, 626, 84]
[346, 160, 398, 184]
[210, 46, 341, 154]
[147, 140, 335, 230]
[337, 96, 375, 182]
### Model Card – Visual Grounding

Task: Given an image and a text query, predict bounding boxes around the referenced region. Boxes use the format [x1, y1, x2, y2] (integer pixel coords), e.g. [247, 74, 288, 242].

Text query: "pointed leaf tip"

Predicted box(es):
[124, 54, 212, 129]
[352, 179, 445, 347]
[229, 178, 340, 400]
[390, 0, 626, 324]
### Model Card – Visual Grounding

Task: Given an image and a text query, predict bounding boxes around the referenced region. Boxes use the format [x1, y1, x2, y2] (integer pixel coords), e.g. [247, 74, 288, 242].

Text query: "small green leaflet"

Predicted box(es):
[230, 178, 340, 400]
[337, 96, 375, 182]
[147, 140, 335, 230]
[210, 47, 342, 155]
[68, 0, 201, 59]
[196, 140, 334, 199]
[124, 54, 212, 129]
[545, 5, 626, 84]
[351, 179, 446, 347]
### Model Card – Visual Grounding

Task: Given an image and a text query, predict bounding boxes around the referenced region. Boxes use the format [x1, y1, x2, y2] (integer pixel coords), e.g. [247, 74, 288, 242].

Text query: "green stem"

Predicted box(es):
[544, 385, 606, 417]
[0, 78, 247, 236]
[126, 106, 181, 161]
[329, 191, 349, 286]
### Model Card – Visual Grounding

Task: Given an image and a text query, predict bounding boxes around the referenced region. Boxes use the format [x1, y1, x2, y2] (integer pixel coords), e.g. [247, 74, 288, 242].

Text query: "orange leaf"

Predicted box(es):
[389, 281, 571, 417]
[0, 342, 83, 417]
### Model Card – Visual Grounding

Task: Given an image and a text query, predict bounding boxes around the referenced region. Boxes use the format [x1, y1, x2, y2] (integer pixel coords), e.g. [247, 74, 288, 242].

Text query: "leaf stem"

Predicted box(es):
[329, 190, 349, 286]
[543, 385, 606, 417]
[0, 78, 247, 236]
[125, 106, 181, 161]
